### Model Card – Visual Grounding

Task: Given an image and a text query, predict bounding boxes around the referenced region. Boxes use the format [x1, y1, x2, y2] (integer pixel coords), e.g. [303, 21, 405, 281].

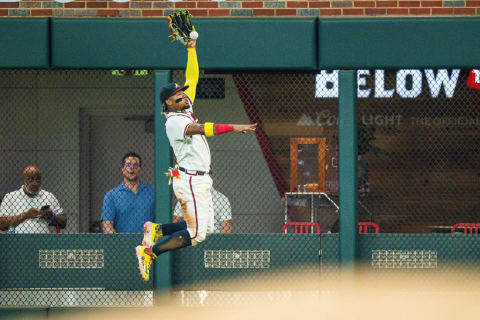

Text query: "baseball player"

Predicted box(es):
[135, 14, 257, 281]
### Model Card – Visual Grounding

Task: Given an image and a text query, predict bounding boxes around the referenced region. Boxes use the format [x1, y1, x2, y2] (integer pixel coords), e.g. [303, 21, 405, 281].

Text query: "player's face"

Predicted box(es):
[168, 91, 188, 110]
[122, 156, 141, 183]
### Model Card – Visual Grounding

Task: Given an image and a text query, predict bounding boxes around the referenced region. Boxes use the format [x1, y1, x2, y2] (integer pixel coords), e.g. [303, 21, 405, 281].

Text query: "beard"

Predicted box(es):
[24, 183, 39, 196]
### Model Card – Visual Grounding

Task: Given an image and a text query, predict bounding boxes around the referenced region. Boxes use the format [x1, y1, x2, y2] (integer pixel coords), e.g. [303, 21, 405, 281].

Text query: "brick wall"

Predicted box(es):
[0, 0, 479, 17]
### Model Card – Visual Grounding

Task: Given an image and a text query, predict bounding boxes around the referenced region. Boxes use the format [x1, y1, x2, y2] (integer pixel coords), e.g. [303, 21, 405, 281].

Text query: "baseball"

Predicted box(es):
[189, 31, 199, 40]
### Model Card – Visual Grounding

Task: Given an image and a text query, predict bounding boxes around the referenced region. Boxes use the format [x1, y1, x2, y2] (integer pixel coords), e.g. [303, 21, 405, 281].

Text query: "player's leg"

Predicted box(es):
[142, 221, 187, 247]
[136, 175, 211, 281]
[142, 178, 190, 247]
[137, 228, 190, 281]
[150, 228, 192, 256]
[156, 174, 211, 247]
[173, 175, 198, 240]
[149, 174, 198, 255]
[137, 229, 191, 281]
[142, 178, 211, 265]
[186, 175, 212, 246]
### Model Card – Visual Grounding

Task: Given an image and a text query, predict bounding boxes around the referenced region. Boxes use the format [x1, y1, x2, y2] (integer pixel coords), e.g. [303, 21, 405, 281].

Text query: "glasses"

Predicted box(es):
[124, 163, 140, 169]
[26, 177, 41, 183]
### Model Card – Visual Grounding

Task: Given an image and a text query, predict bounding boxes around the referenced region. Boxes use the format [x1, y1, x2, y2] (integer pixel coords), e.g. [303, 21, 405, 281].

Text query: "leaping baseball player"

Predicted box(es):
[135, 10, 257, 281]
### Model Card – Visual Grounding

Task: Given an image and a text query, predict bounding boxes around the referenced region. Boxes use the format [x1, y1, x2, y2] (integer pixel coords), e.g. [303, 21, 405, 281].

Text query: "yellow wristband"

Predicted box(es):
[204, 122, 215, 137]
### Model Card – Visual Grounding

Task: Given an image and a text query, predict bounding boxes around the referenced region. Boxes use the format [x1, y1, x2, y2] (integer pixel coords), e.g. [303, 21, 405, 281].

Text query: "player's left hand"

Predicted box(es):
[167, 10, 198, 46]
[233, 123, 258, 134]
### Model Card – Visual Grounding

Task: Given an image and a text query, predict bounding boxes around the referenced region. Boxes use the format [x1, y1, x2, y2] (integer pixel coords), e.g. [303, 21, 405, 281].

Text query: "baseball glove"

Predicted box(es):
[167, 10, 199, 45]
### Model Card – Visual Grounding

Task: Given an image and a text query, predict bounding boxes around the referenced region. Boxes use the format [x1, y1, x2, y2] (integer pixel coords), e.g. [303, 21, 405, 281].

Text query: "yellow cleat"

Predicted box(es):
[142, 222, 162, 247]
[136, 245, 157, 282]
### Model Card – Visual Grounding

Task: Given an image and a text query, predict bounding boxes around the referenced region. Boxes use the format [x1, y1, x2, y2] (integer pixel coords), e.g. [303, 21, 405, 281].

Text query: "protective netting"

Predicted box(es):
[0, 69, 154, 306]
[1, 69, 480, 307]
[0, 69, 155, 235]
[168, 68, 480, 305]
[172, 71, 339, 235]
[173, 69, 480, 235]
[356, 69, 480, 233]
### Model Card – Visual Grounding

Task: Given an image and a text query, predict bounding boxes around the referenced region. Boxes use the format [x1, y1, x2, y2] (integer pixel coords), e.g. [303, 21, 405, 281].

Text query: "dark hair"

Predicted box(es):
[122, 152, 142, 167]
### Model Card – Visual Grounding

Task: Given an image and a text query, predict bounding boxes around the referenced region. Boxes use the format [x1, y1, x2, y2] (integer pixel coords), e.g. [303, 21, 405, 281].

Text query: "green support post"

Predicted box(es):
[154, 71, 173, 304]
[338, 71, 358, 276]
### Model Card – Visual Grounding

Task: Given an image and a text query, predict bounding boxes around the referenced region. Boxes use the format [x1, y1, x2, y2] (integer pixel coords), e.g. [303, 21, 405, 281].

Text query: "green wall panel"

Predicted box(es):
[172, 234, 321, 289]
[51, 18, 316, 70]
[0, 234, 150, 291]
[0, 18, 49, 68]
[359, 234, 480, 268]
[193, 19, 316, 70]
[319, 18, 480, 69]
[321, 234, 340, 269]
[2, 233, 480, 294]
[2, 18, 480, 70]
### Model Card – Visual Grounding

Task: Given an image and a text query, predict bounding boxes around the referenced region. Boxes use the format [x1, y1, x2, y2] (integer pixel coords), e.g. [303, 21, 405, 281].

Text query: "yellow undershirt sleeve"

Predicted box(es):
[184, 47, 199, 103]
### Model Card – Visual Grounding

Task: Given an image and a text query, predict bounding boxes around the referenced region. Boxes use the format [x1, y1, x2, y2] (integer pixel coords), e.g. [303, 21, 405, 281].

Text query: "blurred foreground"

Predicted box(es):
[2, 268, 480, 320]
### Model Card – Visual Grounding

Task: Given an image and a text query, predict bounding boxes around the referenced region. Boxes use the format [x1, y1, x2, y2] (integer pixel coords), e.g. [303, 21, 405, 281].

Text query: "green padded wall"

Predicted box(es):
[321, 233, 480, 275]
[50, 18, 317, 70]
[3, 18, 480, 70]
[0, 234, 320, 292]
[359, 234, 480, 268]
[172, 234, 321, 289]
[319, 18, 480, 69]
[0, 18, 49, 68]
[2, 233, 480, 293]
[193, 18, 317, 70]
[321, 234, 340, 274]
[0, 234, 150, 291]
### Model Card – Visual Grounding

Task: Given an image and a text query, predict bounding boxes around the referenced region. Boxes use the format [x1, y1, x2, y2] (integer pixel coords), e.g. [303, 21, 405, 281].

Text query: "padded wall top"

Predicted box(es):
[0, 18, 49, 68]
[51, 18, 317, 70]
[318, 18, 480, 69]
[7, 18, 478, 70]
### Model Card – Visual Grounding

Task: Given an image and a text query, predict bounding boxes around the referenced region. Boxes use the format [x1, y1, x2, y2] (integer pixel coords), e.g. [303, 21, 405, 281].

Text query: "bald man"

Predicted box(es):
[0, 165, 67, 233]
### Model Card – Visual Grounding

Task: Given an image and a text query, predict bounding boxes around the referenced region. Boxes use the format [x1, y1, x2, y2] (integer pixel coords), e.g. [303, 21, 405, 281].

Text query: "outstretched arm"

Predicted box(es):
[186, 123, 258, 136]
[184, 41, 199, 103]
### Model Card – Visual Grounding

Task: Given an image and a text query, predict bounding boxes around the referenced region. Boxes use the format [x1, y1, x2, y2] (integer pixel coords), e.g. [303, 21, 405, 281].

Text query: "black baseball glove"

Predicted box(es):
[167, 10, 198, 45]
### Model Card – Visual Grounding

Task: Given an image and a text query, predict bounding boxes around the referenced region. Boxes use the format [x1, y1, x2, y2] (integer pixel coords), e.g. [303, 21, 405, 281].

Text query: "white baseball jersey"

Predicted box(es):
[165, 96, 211, 172]
[0, 187, 63, 234]
[165, 94, 213, 245]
